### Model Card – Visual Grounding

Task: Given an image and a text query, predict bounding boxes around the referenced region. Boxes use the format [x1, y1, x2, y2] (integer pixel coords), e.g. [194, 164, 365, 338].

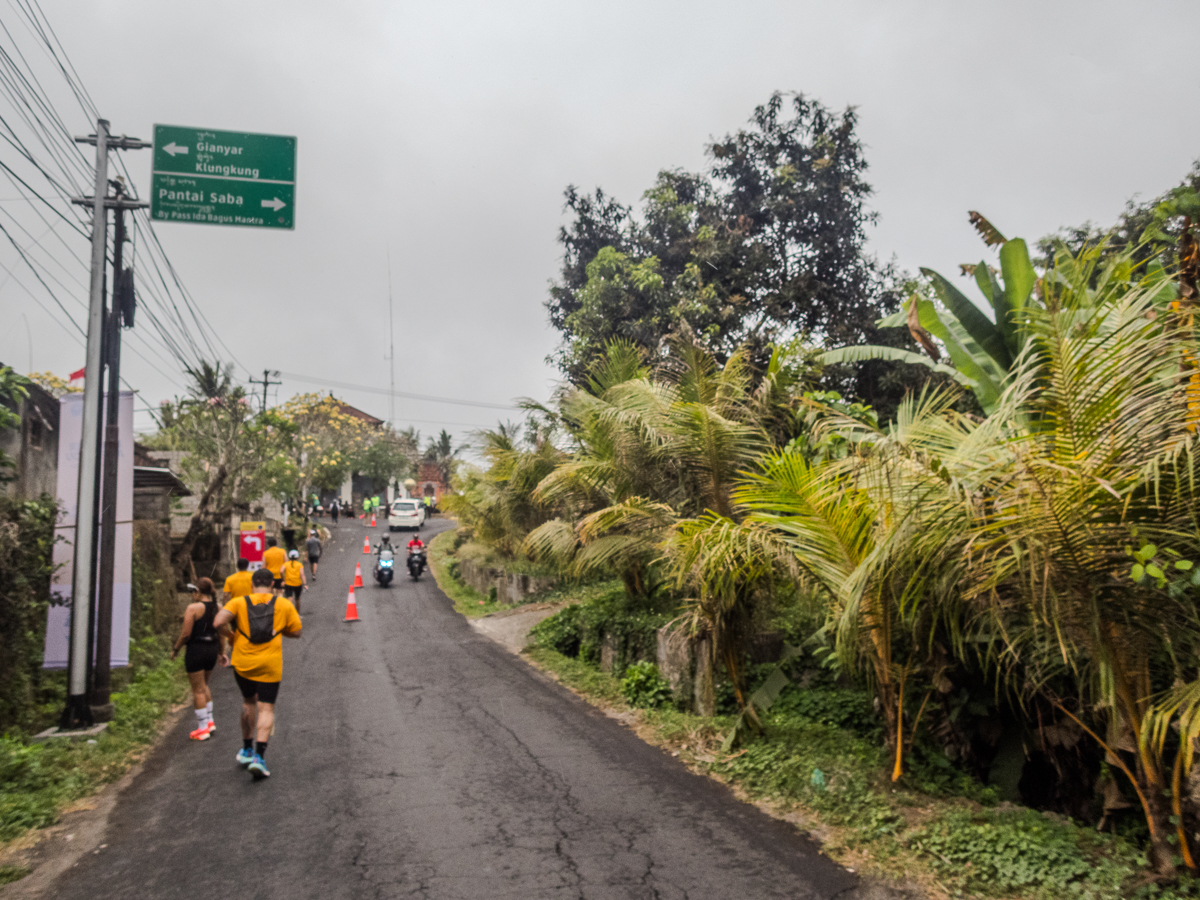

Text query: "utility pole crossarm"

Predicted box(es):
[70, 197, 149, 209]
[249, 369, 282, 413]
[75, 134, 151, 150]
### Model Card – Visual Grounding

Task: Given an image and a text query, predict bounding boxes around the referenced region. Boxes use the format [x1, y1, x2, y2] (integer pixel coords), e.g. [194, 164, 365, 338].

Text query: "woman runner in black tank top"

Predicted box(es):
[172, 578, 228, 740]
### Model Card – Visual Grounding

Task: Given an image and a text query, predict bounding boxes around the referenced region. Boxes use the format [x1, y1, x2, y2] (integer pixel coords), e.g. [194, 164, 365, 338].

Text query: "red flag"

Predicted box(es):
[69, 367, 86, 381]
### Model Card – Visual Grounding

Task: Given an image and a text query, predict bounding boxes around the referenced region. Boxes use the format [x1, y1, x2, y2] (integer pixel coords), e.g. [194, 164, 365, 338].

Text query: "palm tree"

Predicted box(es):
[424, 429, 464, 487]
[524, 337, 775, 599]
[184, 360, 235, 400]
[666, 385, 985, 772]
[961, 266, 1200, 873]
[447, 423, 565, 557]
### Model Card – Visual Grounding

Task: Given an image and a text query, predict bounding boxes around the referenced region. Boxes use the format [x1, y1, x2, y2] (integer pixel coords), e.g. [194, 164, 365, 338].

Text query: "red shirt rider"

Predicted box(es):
[407, 537, 425, 551]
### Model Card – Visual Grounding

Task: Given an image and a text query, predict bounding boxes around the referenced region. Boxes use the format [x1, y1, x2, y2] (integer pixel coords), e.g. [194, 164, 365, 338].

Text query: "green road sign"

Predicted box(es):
[150, 124, 297, 230]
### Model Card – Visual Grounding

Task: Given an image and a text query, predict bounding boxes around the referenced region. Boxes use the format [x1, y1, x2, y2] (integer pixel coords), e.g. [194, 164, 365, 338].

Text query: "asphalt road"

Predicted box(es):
[45, 516, 859, 900]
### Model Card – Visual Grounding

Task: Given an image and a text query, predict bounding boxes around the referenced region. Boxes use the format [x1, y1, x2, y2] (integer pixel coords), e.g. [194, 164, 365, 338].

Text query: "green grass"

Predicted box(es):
[525, 647, 627, 705]
[0, 654, 187, 848]
[430, 529, 613, 618]
[452, 539, 560, 577]
[0, 865, 28, 886]
[428, 529, 514, 618]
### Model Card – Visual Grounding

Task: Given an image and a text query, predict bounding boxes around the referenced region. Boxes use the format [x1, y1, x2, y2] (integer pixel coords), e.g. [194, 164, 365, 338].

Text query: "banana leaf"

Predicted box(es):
[999, 238, 1035, 350]
[819, 345, 970, 385]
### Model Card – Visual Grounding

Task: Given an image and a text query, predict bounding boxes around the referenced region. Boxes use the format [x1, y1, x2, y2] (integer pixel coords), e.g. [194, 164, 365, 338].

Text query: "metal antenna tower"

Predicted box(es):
[387, 250, 395, 427]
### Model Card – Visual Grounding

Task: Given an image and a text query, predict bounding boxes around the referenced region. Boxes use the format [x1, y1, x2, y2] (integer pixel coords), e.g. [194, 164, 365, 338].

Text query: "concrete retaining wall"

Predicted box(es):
[456, 557, 556, 605]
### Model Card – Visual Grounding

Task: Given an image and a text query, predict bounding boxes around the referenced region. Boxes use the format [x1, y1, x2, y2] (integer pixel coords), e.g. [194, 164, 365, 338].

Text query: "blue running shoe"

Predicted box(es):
[235, 747, 254, 766]
[248, 754, 270, 780]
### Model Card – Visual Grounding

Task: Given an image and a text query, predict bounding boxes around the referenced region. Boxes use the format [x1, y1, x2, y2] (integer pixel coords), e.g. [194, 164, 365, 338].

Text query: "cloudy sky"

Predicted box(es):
[1, 0, 1197, 445]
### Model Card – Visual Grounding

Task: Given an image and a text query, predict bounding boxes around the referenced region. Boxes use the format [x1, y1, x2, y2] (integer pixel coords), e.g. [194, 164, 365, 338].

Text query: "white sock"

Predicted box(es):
[205, 701, 214, 725]
[194, 708, 206, 728]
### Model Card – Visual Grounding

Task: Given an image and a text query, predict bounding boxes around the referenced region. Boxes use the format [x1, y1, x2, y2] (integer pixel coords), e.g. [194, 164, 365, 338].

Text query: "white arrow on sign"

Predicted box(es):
[162, 141, 188, 156]
[261, 197, 286, 212]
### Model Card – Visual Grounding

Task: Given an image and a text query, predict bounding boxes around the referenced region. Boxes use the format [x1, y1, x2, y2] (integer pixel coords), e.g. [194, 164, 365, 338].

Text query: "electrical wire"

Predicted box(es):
[0, 7, 225, 391]
[276, 371, 519, 410]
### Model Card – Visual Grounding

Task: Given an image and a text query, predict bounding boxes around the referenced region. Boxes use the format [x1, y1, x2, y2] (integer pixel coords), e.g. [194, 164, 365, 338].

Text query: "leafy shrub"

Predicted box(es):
[713, 718, 901, 839]
[0, 494, 59, 733]
[528, 585, 671, 671]
[532, 603, 583, 656]
[771, 682, 880, 739]
[620, 662, 672, 708]
[905, 807, 1143, 898]
[903, 743, 998, 805]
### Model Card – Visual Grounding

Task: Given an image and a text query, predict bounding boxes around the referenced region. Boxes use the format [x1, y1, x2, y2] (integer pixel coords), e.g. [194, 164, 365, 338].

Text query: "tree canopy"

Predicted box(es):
[546, 92, 922, 416]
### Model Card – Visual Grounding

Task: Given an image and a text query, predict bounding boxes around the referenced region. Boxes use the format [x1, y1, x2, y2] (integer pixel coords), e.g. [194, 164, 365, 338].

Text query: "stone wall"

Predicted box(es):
[455, 557, 556, 605]
[0, 379, 59, 502]
[656, 626, 782, 716]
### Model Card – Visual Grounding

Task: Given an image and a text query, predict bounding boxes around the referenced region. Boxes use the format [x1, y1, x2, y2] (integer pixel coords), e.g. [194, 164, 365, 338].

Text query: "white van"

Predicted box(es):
[388, 498, 425, 531]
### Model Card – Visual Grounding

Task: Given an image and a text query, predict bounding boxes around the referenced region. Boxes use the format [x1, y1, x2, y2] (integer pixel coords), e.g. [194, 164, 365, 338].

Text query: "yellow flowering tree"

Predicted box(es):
[277, 393, 376, 499]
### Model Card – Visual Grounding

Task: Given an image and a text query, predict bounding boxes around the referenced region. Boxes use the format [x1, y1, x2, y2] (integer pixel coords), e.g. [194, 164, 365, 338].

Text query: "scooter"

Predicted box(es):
[407, 547, 426, 581]
[374, 546, 395, 587]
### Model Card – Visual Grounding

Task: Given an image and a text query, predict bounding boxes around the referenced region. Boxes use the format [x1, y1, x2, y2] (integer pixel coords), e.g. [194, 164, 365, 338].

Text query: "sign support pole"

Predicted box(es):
[61, 122, 150, 732]
[91, 182, 146, 720]
[61, 119, 110, 730]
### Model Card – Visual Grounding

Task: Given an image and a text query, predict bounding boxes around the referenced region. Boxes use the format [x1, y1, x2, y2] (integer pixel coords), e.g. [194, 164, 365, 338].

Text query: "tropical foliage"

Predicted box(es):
[457, 175, 1200, 872]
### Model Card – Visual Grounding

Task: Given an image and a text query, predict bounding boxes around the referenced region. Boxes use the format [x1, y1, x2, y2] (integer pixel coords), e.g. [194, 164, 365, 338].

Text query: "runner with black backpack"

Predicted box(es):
[213, 566, 303, 780]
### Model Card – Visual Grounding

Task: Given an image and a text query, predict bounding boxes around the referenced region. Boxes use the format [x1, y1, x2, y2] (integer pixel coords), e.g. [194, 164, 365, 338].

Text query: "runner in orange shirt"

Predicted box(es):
[213, 567, 302, 780]
[222, 557, 254, 602]
[262, 537, 286, 592]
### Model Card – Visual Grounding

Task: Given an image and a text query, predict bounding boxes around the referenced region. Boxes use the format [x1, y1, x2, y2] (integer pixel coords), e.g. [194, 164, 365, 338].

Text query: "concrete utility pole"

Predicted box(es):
[92, 180, 146, 720]
[249, 369, 281, 413]
[62, 120, 149, 731]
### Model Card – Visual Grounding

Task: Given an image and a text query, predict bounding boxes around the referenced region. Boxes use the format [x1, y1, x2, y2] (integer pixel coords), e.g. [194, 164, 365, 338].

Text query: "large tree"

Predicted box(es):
[546, 92, 921, 416]
[147, 367, 296, 584]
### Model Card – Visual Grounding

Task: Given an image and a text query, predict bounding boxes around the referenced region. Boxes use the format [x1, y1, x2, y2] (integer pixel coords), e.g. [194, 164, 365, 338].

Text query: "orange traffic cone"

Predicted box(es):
[363, 536, 371, 554]
[370, 513, 377, 527]
[354, 562, 364, 588]
[344, 586, 360, 622]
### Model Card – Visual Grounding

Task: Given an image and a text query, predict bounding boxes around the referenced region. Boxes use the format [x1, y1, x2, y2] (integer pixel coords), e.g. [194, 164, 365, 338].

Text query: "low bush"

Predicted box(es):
[0, 495, 58, 734]
[904, 807, 1146, 899]
[529, 585, 672, 673]
[620, 662, 672, 708]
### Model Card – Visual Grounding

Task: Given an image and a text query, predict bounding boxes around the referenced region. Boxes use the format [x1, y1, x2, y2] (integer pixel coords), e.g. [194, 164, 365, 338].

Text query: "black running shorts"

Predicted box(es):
[272, 578, 283, 590]
[234, 672, 280, 704]
[283, 584, 302, 600]
[184, 642, 219, 673]
[307, 555, 319, 565]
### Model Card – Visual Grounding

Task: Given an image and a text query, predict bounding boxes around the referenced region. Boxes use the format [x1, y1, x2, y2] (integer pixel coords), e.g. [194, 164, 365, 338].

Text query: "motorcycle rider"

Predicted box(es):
[373, 534, 396, 585]
[406, 535, 426, 578]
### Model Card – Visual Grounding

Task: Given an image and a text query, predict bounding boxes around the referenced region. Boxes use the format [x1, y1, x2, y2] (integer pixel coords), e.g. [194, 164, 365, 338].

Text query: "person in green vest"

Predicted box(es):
[362, 497, 371, 518]
[371, 495, 381, 511]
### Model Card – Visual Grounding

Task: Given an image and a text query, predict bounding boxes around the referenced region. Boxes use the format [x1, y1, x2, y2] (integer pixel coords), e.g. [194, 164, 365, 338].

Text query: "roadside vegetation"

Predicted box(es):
[0, 488, 189, 869]
[444, 91, 1200, 895]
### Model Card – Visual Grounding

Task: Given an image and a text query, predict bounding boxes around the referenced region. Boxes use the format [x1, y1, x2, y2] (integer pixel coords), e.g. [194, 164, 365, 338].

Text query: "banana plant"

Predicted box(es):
[824, 216, 1036, 414]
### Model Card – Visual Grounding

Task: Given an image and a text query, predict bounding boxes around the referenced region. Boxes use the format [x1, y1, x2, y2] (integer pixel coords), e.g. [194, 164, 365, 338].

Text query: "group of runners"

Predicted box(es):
[170, 530, 323, 780]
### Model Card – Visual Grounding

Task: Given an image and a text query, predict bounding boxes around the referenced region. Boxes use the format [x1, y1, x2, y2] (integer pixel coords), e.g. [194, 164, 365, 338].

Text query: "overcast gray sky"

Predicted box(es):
[1, 0, 1197, 445]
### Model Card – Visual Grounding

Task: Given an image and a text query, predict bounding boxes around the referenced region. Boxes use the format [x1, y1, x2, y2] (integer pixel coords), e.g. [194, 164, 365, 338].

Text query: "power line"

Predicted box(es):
[276, 371, 519, 410]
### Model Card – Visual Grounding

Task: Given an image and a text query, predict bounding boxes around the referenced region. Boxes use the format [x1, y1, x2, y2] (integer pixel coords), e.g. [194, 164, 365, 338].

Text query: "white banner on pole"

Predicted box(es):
[43, 391, 134, 669]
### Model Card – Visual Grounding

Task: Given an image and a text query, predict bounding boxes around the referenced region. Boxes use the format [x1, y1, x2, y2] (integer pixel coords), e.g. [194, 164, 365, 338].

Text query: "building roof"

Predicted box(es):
[133, 466, 191, 496]
[333, 401, 384, 428]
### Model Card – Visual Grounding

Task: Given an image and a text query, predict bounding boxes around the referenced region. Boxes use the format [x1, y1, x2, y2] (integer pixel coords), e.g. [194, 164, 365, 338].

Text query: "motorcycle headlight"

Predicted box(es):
[380, 560, 393, 567]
